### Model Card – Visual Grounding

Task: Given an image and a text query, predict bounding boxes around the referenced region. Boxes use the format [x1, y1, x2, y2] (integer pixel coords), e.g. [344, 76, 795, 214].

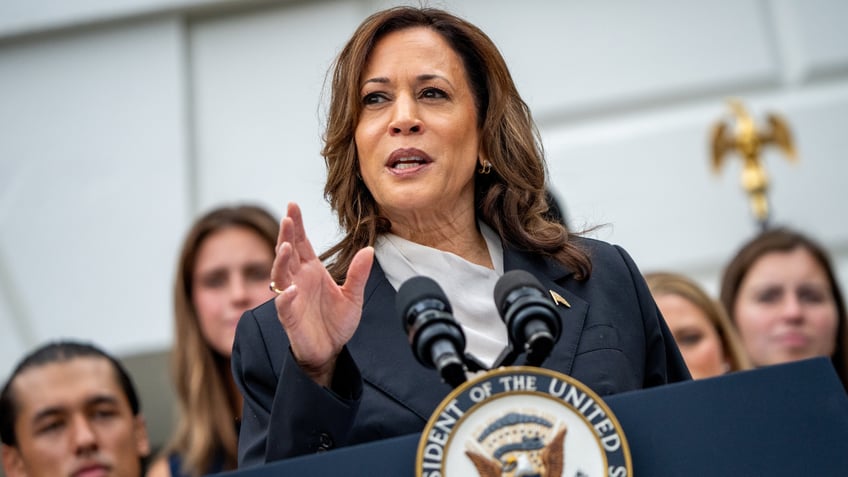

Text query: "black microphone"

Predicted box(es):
[396, 276, 467, 388]
[494, 270, 561, 366]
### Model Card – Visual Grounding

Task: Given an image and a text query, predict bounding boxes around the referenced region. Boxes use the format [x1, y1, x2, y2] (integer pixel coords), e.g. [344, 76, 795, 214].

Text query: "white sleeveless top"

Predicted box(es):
[374, 222, 509, 368]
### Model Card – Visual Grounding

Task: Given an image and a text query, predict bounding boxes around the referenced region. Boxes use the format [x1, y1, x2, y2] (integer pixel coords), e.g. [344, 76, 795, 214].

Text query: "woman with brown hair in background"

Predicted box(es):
[147, 205, 278, 477]
[646, 272, 751, 379]
[720, 227, 848, 391]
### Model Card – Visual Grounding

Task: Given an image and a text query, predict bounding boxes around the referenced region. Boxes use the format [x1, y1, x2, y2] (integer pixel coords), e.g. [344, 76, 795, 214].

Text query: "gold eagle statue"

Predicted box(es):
[709, 99, 798, 229]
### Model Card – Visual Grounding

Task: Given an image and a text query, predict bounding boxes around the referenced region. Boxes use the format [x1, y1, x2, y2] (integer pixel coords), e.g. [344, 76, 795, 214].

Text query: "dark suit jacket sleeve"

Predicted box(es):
[231, 305, 363, 467]
[613, 245, 692, 385]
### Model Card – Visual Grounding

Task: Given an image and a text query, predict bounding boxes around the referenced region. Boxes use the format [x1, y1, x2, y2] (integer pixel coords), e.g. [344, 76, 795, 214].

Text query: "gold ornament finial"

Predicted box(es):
[709, 99, 797, 230]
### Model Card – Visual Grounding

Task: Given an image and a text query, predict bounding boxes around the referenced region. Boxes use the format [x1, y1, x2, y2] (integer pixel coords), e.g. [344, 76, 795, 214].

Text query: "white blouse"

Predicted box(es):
[374, 223, 508, 368]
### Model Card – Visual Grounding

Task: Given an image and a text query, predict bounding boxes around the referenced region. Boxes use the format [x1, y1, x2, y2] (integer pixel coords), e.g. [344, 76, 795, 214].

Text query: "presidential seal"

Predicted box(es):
[415, 367, 631, 477]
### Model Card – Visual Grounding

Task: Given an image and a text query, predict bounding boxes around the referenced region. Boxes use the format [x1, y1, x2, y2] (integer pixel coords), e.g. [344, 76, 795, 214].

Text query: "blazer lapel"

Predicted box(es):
[347, 260, 454, 421]
[346, 244, 590, 420]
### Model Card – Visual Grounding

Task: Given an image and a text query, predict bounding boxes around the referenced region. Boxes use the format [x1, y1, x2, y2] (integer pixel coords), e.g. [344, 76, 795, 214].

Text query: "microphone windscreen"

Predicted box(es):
[494, 270, 546, 312]
[396, 275, 451, 320]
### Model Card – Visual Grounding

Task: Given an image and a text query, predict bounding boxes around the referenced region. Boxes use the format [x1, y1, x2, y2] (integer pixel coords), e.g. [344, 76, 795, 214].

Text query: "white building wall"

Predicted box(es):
[1, 0, 847, 449]
[0, 16, 190, 369]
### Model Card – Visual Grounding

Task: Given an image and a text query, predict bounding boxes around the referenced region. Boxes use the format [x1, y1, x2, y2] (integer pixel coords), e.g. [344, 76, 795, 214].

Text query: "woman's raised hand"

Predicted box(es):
[270, 202, 374, 387]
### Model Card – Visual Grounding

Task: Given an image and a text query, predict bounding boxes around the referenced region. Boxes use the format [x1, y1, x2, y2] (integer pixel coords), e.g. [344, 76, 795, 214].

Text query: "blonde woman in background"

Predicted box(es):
[147, 205, 279, 477]
[646, 272, 751, 379]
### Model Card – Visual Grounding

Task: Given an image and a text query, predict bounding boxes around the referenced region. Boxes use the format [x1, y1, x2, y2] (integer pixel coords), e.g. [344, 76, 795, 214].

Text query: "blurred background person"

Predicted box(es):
[146, 205, 279, 477]
[646, 272, 751, 379]
[1, 340, 150, 477]
[720, 227, 848, 391]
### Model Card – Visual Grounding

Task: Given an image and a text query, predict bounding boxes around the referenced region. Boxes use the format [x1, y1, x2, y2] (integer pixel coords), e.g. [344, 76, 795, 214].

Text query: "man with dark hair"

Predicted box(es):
[1, 340, 150, 477]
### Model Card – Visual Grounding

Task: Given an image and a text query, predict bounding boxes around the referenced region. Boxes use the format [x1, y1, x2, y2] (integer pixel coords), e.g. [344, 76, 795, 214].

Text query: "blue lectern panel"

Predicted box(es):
[605, 356, 848, 476]
[218, 357, 848, 477]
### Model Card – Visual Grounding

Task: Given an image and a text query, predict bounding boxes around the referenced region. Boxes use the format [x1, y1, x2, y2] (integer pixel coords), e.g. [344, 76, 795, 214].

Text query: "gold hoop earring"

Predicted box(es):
[478, 161, 492, 175]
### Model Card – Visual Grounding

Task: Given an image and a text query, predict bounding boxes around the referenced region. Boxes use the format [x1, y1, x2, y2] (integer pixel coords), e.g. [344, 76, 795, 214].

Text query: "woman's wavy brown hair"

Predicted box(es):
[166, 205, 278, 476]
[719, 227, 848, 391]
[645, 272, 752, 374]
[320, 6, 589, 282]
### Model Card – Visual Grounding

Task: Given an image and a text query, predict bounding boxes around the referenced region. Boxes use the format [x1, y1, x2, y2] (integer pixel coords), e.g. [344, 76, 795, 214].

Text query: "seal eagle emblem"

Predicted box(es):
[415, 367, 632, 477]
[465, 411, 568, 476]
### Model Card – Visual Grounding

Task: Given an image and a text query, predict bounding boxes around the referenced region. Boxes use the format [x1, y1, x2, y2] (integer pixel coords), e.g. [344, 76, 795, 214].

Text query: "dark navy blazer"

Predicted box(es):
[232, 236, 690, 467]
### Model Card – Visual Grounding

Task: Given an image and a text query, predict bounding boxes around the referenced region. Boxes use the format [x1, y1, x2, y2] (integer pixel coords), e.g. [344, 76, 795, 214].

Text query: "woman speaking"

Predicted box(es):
[232, 6, 690, 466]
